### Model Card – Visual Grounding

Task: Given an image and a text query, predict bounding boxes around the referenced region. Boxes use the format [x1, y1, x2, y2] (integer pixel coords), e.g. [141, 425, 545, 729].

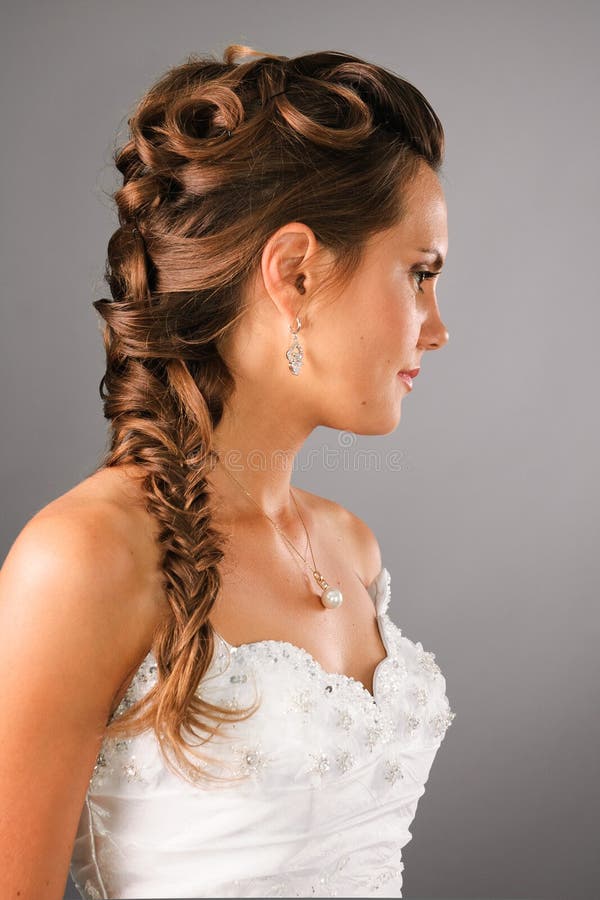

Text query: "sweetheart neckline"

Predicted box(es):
[209, 567, 391, 704]
[109, 569, 392, 725]
[212, 618, 391, 705]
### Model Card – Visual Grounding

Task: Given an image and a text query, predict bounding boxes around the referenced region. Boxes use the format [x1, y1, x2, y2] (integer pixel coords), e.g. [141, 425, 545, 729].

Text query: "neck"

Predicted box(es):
[206, 410, 315, 523]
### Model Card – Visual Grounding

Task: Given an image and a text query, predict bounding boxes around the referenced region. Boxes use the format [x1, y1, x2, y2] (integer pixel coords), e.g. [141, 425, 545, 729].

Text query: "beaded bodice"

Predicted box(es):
[70, 566, 455, 899]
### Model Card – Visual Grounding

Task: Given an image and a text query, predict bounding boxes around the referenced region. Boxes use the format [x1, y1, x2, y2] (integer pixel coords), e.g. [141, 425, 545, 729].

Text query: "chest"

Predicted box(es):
[97, 610, 455, 797]
[209, 531, 385, 690]
[210, 556, 386, 693]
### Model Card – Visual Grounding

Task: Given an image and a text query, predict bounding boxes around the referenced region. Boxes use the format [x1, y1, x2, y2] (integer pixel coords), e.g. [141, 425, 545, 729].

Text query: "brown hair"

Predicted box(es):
[93, 43, 444, 785]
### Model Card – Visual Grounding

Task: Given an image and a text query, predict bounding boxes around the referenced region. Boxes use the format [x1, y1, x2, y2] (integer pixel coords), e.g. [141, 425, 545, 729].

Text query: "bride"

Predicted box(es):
[0, 43, 454, 900]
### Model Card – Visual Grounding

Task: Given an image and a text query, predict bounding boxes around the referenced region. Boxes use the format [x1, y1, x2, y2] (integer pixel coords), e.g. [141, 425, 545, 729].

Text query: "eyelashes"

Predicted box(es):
[413, 270, 438, 293]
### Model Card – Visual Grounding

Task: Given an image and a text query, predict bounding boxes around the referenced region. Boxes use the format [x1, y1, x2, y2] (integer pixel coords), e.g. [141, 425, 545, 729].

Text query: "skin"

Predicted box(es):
[33, 157, 449, 690]
[207, 158, 449, 519]
[0, 158, 449, 900]
[201, 158, 449, 682]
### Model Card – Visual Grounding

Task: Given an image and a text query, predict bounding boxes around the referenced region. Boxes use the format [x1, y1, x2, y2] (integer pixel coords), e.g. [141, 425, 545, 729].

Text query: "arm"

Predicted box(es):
[0, 508, 155, 900]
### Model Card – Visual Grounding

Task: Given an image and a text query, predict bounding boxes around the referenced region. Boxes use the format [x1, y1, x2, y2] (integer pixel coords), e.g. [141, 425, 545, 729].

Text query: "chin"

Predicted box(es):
[338, 405, 402, 437]
[321, 386, 404, 435]
[380, 409, 403, 436]
[378, 397, 404, 435]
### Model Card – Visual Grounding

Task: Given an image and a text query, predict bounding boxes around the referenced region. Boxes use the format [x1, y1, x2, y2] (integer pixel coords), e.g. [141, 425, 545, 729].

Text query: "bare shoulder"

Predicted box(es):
[3, 464, 168, 684]
[0, 465, 166, 898]
[294, 486, 383, 587]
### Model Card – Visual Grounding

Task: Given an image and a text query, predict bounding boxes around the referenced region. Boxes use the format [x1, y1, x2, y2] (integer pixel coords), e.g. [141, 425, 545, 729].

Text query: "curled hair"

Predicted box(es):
[93, 43, 444, 785]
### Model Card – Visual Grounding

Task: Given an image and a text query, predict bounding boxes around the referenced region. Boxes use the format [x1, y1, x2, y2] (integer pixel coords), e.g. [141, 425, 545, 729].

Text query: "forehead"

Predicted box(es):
[388, 163, 448, 254]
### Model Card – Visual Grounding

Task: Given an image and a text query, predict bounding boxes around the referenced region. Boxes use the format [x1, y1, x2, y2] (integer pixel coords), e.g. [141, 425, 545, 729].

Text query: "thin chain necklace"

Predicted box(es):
[215, 452, 344, 610]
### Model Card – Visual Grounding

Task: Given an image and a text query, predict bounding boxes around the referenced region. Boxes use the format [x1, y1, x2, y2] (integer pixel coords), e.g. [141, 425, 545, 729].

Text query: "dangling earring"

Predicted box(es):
[286, 316, 304, 376]
[286, 275, 306, 376]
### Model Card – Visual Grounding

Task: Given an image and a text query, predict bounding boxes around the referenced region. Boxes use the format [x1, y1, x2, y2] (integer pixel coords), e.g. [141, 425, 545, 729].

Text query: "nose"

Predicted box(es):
[418, 309, 450, 351]
[426, 323, 449, 350]
[416, 278, 450, 351]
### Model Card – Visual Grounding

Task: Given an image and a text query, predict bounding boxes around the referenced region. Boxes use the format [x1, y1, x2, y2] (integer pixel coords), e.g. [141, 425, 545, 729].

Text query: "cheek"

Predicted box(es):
[379, 292, 418, 348]
[320, 276, 416, 380]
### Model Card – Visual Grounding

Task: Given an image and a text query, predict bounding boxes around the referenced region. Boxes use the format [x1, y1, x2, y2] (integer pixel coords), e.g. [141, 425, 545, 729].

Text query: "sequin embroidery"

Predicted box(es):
[89, 567, 455, 791]
[73, 565, 455, 900]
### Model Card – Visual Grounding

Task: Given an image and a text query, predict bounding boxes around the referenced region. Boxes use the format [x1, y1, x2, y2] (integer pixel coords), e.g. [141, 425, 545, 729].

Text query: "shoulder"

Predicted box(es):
[0, 467, 167, 709]
[338, 503, 383, 588]
[294, 487, 383, 588]
[0, 469, 166, 894]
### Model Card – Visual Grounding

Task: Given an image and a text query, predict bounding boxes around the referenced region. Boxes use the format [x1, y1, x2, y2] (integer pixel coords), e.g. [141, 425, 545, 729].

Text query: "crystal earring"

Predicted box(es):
[286, 316, 304, 376]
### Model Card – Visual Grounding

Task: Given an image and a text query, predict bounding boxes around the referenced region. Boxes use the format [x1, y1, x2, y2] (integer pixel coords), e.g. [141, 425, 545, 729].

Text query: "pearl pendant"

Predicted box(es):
[321, 587, 344, 609]
[312, 569, 344, 609]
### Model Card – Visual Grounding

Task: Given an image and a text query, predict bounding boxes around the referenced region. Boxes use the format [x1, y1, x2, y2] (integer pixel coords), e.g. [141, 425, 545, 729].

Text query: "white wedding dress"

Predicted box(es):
[69, 566, 455, 899]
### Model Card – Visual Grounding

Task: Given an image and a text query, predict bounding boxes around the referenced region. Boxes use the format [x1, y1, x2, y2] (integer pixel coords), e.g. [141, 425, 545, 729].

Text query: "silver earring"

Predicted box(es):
[286, 316, 304, 376]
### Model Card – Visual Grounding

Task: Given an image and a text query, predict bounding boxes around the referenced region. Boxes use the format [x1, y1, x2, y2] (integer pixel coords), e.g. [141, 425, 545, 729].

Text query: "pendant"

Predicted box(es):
[312, 569, 344, 609]
[286, 336, 304, 376]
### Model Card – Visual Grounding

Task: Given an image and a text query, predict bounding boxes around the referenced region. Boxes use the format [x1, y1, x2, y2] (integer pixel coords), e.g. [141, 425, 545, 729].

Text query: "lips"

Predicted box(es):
[397, 367, 419, 391]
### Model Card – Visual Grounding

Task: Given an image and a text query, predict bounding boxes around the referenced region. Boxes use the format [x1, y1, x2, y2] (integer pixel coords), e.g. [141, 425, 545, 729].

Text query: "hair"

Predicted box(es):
[93, 43, 444, 785]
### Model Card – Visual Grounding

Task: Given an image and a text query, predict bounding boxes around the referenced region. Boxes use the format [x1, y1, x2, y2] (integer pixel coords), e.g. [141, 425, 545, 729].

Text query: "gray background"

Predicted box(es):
[1, 1, 598, 898]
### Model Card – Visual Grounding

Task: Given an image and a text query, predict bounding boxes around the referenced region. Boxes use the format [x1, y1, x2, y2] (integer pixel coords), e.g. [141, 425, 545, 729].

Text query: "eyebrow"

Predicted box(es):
[417, 247, 445, 269]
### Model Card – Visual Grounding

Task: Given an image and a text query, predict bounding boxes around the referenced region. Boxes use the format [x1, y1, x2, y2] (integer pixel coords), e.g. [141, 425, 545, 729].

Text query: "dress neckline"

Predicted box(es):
[210, 567, 391, 704]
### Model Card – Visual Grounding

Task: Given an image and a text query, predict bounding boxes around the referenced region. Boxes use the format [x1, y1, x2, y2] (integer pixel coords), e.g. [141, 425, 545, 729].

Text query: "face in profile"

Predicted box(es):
[302, 160, 449, 436]
[218, 160, 448, 442]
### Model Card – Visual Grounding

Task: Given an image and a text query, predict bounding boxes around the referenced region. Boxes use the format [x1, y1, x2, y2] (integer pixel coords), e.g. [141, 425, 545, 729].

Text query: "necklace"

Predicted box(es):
[215, 452, 344, 610]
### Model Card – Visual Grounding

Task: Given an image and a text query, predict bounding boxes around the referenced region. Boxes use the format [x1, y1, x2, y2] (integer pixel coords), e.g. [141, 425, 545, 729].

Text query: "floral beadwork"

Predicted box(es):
[383, 757, 405, 785]
[405, 712, 421, 735]
[235, 744, 270, 777]
[73, 565, 456, 900]
[336, 749, 356, 773]
[335, 706, 354, 730]
[374, 650, 408, 703]
[308, 751, 331, 777]
[413, 685, 429, 706]
[123, 757, 142, 783]
[289, 688, 315, 714]
[365, 716, 391, 751]
[90, 734, 149, 790]
[89, 564, 455, 796]
[429, 708, 457, 739]
[416, 648, 442, 677]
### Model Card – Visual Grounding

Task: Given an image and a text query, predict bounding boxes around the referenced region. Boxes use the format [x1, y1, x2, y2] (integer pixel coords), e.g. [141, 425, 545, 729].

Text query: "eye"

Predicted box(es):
[413, 270, 438, 293]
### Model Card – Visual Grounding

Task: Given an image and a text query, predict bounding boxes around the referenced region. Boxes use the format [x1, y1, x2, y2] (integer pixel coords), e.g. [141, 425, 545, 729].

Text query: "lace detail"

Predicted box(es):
[71, 564, 455, 899]
[98, 567, 455, 788]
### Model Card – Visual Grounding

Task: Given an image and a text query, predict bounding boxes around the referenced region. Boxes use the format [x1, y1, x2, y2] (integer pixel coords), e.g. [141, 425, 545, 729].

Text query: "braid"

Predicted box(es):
[95, 203, 262, 784]
[91, 42, 444, 785]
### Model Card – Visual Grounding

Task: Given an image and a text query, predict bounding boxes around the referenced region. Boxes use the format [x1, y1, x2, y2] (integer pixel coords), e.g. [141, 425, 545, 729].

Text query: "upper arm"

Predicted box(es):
[0, 508, 152, 900]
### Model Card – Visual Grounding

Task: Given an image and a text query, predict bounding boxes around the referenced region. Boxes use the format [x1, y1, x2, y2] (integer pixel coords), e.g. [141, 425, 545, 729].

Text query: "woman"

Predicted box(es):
[0, 44, 455, 899]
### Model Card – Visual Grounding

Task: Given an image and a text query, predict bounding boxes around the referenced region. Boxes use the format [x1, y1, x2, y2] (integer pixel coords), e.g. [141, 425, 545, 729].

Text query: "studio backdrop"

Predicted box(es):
[1, 1, 598, 898]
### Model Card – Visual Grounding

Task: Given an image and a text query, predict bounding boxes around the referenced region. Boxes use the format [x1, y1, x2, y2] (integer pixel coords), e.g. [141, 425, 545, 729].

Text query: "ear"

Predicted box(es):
[259, 223, 328, 326]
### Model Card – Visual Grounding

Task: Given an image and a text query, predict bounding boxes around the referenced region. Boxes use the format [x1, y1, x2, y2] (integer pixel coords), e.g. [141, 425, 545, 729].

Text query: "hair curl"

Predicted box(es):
[92, 43, 444, 786]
